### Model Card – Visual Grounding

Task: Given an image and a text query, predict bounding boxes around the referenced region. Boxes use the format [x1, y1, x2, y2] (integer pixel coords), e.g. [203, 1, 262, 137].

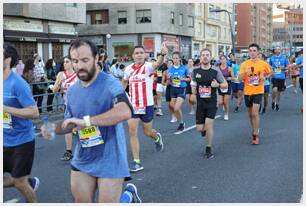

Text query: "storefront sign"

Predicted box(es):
[4, 19, 43, 32]
[49, 25, 75, 35]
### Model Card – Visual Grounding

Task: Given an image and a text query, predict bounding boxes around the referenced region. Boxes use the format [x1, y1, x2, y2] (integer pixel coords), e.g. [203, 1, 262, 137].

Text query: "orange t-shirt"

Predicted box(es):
[239, 59, 271, 95]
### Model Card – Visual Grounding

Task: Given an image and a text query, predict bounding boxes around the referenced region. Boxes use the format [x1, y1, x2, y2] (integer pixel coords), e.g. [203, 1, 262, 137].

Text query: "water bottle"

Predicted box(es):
[42, 115, 55, 140]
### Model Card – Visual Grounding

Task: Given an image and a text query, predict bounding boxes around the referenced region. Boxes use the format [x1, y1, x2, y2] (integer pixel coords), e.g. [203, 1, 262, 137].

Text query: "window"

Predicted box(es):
[197, 22, 202, 36]
[118, 11, 127, 24]
[136, 9, 151, 24]
[65, 3, 77, 7]
[171, 12, 175, 24]
[89, 10, 109, 24]
[188, 16, 194, 27]
[179, 14, 183, 25]
[216, 6, 221, 19]
[86, 14, 91, 25]
[208, 4, 215, 19]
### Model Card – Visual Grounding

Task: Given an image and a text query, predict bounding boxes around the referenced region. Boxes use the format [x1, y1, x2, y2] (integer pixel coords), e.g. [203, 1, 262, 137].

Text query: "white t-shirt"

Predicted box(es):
[124, 61, 155, 107]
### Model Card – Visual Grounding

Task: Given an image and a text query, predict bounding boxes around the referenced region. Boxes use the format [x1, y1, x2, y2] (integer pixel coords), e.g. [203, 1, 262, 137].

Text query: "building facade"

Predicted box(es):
[235, 3, 273, 54]
[272, 4, 303, 55]
[3, 3, 86, 63]
[192, 3, 233, 58]
[77, 3, 195, 61]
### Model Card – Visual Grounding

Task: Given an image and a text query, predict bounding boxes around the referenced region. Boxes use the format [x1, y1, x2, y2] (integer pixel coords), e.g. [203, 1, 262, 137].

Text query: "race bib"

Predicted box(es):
[78, 126, 104, 148]
[3, 112, 12, 129]
[199, 86, 211, 98]
[172, 78, 181, 87]
[157, 70, 163, 77]
[220, 87, 228, 93]
[274, 67, 282, 74]
[248, 74, 260, 86]
[133, 106, 146, 115]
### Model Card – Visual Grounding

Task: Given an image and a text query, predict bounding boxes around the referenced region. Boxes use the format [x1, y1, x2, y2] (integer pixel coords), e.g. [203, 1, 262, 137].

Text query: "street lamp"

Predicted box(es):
[210, 9, 235, 54]
[106, 33, 111, 57]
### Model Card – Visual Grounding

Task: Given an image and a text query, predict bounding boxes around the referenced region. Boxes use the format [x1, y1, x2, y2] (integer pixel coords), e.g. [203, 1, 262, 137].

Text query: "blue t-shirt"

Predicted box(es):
[4, 72, 36, 147]
[232, 63, 241, 79]
[269, 54, 289, 79]
[168, 65, 190, 88]
[296, 56, 303, 78]
[65, 71, 129, 178]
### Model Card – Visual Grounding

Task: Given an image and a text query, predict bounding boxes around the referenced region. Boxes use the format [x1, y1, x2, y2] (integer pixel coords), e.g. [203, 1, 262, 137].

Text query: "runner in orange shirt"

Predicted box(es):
[238, 43, 271, 145]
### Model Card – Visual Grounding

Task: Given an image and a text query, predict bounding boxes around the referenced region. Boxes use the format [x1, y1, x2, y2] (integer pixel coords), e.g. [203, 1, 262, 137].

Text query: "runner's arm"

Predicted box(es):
[52, 72, 63, 93]
[3, 105, 39, 119]
[121, 79, 128, 90]
[161, 70, 168, 86]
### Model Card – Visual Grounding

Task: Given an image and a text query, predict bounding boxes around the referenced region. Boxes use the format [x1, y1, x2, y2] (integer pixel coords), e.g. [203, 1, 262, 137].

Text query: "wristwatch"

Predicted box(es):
[83, 115, 91, 127]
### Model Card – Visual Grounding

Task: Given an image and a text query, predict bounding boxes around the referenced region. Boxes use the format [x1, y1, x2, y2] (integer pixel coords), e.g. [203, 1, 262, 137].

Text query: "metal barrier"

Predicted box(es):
[30, 80, 66, 114]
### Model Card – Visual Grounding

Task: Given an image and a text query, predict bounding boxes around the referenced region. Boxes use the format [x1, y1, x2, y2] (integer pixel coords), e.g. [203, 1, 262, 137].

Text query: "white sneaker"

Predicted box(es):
[170, 115, 177, 123]
[189, 110, 195, 115]
[224, 114, 229, 120]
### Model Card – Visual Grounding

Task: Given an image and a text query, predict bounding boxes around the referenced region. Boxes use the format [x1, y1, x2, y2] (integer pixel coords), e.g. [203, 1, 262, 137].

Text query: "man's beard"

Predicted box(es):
[77, 64, 96, 82]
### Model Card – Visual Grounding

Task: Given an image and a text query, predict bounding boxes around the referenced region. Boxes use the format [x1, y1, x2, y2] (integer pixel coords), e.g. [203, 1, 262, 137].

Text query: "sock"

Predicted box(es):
[133, 159, 140, 164]
[120, 191, 133, 203]
[154, 136, 160, 143]
[66, 150, 72, 153]
[180, 120, 184, 124]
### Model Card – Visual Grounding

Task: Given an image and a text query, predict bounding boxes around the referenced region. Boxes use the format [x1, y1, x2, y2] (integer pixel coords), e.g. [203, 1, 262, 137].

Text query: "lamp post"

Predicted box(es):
[210, 8, 235, 54]
[106, 33, 111, 56]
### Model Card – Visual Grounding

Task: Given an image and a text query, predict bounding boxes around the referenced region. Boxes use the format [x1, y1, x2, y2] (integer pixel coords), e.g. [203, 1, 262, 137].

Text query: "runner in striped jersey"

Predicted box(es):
[122, 44, 168, 172]
[53, 56, 78, 161]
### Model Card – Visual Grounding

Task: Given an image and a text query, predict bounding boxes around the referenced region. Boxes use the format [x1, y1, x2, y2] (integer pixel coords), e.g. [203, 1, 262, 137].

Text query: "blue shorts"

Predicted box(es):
[264, 85, 270, 94]
[231, 82, 244, 93]
[170, 86, 186, 99]
[131, 105, 154, 123]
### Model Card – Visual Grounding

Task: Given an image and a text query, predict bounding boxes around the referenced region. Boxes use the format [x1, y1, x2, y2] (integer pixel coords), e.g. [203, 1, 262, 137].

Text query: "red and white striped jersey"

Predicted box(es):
[124, 62, 155, 107]
[61, 71, 78, 103]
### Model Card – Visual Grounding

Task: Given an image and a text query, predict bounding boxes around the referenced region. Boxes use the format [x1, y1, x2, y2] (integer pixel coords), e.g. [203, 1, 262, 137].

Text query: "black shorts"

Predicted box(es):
[170, 86, 186, 99]
[291, 75, 300, 79]
[3, 140, 35, 178]
[218, 80, 232, 96]
[244, 94, 263, 108]
[132, 105, 154, 123]
[272, 78, 286, 92]
[153, 89, 157, 96]
[196, 104, 218, 124]
[165, 85, 171, 102]
[300, 78, 303, 91]
[71, 164, 132, 181]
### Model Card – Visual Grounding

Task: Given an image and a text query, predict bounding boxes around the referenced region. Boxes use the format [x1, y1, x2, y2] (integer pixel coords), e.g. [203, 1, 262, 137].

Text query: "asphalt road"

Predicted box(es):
[3, 84, 303, 203]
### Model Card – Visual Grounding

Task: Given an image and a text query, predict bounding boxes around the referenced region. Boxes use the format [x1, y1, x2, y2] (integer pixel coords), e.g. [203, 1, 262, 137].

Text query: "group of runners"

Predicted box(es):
[3, 39, 303, 203]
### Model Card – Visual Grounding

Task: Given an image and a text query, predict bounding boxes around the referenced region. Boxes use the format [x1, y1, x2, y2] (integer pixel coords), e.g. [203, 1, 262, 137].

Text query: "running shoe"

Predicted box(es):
[224, 113, 229, 120]
[261, 107, 266, 114]
[60, 151, 73, 161]
[275, 104, 280, 111]
[234, 106, 239, 113]
[201, 131, 206, 137]
[204, 147, 214, 159]
[251, 135, 259, 145]
[170, 115, 177, 123]
[155, 133, 164, 152]
[156, 109, 163, 116]
[189, 110, 195, 115]
[124, 183, 142, 203]
[129, 161, 144, 173]
[28, 177, 40, 192]
[272, 102, 275, 110]
[177, 122, 185, 131]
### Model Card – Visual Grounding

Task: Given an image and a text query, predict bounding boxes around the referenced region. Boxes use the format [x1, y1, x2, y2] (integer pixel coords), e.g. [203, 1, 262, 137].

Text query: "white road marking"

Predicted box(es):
[174, 115, 221, 135]
[4, 198, 19, 203]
